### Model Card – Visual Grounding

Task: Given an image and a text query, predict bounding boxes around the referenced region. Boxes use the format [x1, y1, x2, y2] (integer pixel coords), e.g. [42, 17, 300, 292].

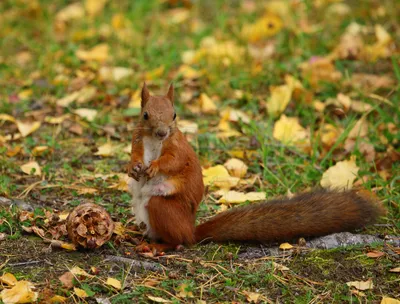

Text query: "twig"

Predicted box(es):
[104, 255, 162, 272]
[8, 260, 41, 267]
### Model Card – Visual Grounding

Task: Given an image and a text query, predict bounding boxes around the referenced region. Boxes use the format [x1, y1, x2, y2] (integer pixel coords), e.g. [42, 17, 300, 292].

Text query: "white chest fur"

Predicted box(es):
[128, 135, 164, 239]
[143, 136, 163, 167]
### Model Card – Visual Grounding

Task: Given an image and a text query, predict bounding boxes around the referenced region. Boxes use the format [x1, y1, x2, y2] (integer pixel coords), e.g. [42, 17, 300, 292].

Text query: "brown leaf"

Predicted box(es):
[366, 250, 385, 258]
[59, 271, 74, 289]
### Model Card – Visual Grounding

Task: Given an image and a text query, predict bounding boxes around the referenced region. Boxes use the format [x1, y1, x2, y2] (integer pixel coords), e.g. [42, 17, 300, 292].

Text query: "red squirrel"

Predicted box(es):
[127, 83, 384, 253]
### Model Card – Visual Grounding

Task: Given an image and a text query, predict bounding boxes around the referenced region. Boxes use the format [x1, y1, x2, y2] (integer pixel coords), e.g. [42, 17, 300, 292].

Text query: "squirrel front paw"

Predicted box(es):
[128, 161, 144, 181]
[146, 160, 159, 178]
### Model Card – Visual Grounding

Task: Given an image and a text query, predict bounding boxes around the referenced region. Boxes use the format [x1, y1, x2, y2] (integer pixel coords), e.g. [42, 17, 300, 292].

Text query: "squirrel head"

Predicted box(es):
[140, 82, 176, 141]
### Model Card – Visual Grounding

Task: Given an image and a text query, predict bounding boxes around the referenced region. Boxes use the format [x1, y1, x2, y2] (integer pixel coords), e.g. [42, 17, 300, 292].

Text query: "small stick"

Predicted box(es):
[104, 255, 162, 272]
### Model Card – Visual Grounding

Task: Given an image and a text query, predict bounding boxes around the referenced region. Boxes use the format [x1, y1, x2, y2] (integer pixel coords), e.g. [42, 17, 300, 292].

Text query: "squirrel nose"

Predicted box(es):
[156, 130, 167, 138]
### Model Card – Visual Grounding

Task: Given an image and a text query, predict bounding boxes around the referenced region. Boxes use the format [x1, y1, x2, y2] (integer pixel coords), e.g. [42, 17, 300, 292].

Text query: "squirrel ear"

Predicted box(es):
[166, 83, 174, 105]
[141, 82, 150, 107]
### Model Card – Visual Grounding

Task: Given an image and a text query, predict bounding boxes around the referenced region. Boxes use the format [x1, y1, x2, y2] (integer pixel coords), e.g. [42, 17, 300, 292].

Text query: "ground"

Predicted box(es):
[0, 0, 399, 303]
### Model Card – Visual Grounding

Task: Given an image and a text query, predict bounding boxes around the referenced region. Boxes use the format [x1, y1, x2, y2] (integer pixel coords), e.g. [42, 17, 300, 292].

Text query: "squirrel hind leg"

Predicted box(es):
[147, 196, 196, 245]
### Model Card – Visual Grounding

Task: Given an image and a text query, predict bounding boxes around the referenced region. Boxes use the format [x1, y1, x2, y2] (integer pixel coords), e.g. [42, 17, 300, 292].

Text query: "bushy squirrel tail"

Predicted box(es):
[195, 190, 385, 244]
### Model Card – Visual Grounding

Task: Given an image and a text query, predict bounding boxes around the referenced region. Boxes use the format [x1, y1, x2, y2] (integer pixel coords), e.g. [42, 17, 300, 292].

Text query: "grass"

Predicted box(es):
[0, 0, 400, 302]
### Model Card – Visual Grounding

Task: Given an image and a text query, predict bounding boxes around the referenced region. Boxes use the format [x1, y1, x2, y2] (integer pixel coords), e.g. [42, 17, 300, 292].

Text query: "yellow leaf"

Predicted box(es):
[389, 267, 400, 273]
[60, 242, 76, 251]
[320, 156, 360, 190]
[6, 146, 22, 157]
[218, 191, 266, 204]
[49, 295, 68, 303]
[279, 243, 293, 250]
[20, 161, 41, 176]
[348, 118, 368, 139]
[346, 279, 374, 291]
[99, 66, 134, 82]
[145, 65, 165, 81]
[199, 93, 217, 114]
[0, 114, 16, 123]
[73, 287, 88, 298]
[106, 277, 121, 290]
[32, 146, 49, 156]
[242, 13, 283, 43]
[176, 283, 194, 298]
[56, 3, 85, 22]
[320, 124, 342, 148]
[85, 0, 107, 17]
[147, 295, 172, 303]
[74, 108, 98, 122]
[95, 142, 115, 157]
[273, 115, 308, 145]
[76, 43, 109, 62]
[266, 84, 293, 117]
[203, 165, 239, 189]
[224, 158, 248, 178]
[56, 91, 80, 107]
[217, 119, 241, 139]
[44, 115, 70, 124]
[178, 120, 198, 134]
[16, 120, 41, 137]
[113, 222, 125, 236]
[381, 297, 400, 304]
[177, 65, 202, 80]
[220, 108, 250, 124]
[243, 290, 261, 303]
[0, 281, 38, 304]
[17, 89, 33, 100]
[70, 266, 91, 277]
[0, 273, 17, 286]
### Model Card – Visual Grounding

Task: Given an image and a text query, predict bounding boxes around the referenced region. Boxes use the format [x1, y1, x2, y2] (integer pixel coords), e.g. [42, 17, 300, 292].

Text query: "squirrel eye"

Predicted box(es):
[143, 112, 149, 120]
[173, 112, 176, 120]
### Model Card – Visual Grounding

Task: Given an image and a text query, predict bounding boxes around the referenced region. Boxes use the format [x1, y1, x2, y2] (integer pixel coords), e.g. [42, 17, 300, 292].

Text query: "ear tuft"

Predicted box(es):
[141, 82, 150, 107]
[166, 83, 174, 105]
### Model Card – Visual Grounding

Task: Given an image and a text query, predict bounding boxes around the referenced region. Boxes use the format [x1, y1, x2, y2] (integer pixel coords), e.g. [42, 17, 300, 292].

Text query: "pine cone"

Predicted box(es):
[66, 203, 114, 249]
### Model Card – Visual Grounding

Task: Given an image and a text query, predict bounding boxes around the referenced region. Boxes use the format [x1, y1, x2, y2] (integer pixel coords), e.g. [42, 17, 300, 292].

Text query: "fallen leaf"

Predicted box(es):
[0, 273, 17, 286]
[348, 118, 369, 139]
[113, 222, 125, 236]
[279, 243, 293, 250]
[389, 267, 400, 273]
[74, 287, 88, 298]
[242, 13, 283, 43]
[106, 277, 121, 290]
[176, 283, 194, 298]
[366, 250, 385, 258]
[58, 271, 74, 289]
[273, 115, 308, 146]
[16, 120, 41, 137]
[32, 146, 50, 156]
[56, 3, 85, 22]
[177, 65, 202, 80]
[242, 290, 261, 303]
[70, 266, 91, 277]
[74, 108, 98, 122]
[346, 279, 373, 291]
[0, 281, 38, 304]
[49, 295, 68, 303]
[266, 84, 292, 117]
[20, 161, 42, 176]
[76, 44, 109, 62]
[224, 158, 248, 178]
[178, 120, 198, 134]
[85, 0, 108, 17]
[0, 114, 16, 123]
[320, 156, 359, 190]
[6, 146, 22, 157]
[18, 89, 33, 100]
[272, 262, 290, 271]
[220, 108, 251, 124]
[218, 191, 266, 204]
[95, 143, 115, 157]
[146, 295, 172, 303]
[199, 93, 217, 114]
[202, 165, 240, 189]
[99, 66, 134, 82]
[145, 66, 165, 81]
[381, 298, 400, 304]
